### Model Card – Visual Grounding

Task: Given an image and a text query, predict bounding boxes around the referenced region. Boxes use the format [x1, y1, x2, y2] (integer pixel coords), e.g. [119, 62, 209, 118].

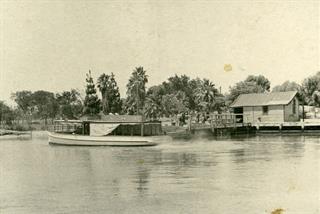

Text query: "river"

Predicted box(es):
[0, 132, 319, 214]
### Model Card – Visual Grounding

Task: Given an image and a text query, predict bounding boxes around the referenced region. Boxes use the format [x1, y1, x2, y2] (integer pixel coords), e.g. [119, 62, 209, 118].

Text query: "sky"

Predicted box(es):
[0, 0, 319, 105]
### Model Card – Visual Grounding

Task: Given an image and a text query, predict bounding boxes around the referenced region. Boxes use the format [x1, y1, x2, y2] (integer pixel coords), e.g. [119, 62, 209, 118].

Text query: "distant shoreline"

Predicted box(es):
[0, 129, 31, 136]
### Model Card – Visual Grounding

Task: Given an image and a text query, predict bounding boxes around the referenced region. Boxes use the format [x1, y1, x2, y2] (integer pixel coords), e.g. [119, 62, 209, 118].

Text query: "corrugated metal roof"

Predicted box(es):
[230, 91, 297, 107]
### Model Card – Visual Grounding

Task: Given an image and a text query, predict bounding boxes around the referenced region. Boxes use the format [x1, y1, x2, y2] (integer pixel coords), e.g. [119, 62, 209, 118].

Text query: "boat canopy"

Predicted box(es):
[52, 115, 162, 136]
[90, 123, 120, 136]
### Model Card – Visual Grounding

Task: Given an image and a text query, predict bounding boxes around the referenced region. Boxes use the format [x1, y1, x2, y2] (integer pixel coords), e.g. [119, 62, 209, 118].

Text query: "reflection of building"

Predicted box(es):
[230, 91, 299, 124]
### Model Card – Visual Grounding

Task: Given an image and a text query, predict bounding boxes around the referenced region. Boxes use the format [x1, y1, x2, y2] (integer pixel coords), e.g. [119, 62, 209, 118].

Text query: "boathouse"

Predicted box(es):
[230, 91, 299, 124]
[79, 114, 162, 136]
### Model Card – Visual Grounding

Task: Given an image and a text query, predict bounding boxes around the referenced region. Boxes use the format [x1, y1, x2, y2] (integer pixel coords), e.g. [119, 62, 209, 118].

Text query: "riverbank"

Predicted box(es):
[0, 129, 31, 136]
[0, 129, 33, 140]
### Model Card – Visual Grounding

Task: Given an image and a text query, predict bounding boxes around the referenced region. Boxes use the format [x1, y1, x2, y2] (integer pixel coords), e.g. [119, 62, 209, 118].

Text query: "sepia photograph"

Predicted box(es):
[0, 1, 319, 214]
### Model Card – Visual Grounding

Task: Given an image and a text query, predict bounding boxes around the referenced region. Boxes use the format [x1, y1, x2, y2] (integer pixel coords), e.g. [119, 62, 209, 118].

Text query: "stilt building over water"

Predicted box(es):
[230, 91, 299, 124]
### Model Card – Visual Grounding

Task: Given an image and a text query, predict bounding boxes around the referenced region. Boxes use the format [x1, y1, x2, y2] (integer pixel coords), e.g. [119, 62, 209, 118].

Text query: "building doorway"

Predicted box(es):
[234, 107, 243, 123]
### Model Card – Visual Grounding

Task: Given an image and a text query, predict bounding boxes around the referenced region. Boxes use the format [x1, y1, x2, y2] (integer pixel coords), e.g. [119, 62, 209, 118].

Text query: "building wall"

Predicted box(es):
[284, 97, 299, 122]
[243, 105, 284, 124]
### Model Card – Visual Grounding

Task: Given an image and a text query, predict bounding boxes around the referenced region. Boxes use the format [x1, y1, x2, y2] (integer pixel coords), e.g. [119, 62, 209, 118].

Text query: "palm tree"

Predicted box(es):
[195, 79, 222, 112]
[97, 73, 122, 114]
[144, 96, 161, 120]
[126, 67, 148, 115]
[97, 73, 110, 114]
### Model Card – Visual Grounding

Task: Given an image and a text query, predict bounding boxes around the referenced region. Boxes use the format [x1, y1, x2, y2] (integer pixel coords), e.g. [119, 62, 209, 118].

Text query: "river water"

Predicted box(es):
[0, 132, 319, 214]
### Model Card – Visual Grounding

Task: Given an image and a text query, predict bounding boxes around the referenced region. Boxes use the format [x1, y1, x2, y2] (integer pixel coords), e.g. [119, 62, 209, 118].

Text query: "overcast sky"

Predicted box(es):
[0, 0, 319, 105]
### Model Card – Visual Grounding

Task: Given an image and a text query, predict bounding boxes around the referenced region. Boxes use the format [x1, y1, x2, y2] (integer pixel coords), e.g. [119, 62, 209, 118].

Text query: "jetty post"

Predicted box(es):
[141, 115, 144, 136]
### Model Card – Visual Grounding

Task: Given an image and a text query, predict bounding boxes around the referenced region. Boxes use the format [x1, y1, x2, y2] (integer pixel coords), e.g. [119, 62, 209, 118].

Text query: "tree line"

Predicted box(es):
[0, 89, 83, 129]
[82, 67, 225, 119]
[1, 67, 320, 129]
[226, 72, 320, 106]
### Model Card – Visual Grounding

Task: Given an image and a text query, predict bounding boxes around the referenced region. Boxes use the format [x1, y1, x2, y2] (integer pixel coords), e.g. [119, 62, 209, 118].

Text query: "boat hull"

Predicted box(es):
[48, 132, 163, 146]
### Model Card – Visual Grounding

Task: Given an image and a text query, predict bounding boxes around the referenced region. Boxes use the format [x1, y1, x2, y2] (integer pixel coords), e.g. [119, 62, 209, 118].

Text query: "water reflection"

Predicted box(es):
[226, 135, 308, 164]
[134, 167, 150, 194]
[229, 148, 247, 163]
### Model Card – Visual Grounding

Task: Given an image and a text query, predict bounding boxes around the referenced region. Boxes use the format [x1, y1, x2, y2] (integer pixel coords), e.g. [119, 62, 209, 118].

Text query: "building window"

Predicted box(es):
[262, 106, 268, 115]
[293, 99, 296, 114]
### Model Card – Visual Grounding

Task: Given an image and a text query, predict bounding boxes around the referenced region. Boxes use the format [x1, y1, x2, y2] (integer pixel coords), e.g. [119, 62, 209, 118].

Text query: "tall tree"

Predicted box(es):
[272, 81, 304, 103]
[162, 74, 196, 110]
[272, 81, 301, 92]
[301, 72, 320, 106]
[144, 85, 166, 119]
[108, 73, 122, 113]
[32, 90, 59, 125]
[56, 89, 83, 119]
[11, 90, 34, 115]
[161, 93, 188, 116]
[194, 79, 224, 112]
[227, 75, 270, 104]
[83, 70, 101, 115]
[143, 75, 225, 116]
[245, 75, 271, 92]
[11, 90, 36, 126]
[97, 73, 122, 114]
[125, 67, 148, 115]
[0, 101, 14, 126]
[164, 74, 190, 93]
[97, 73, 110, 114]
[144, 96, 162, 120]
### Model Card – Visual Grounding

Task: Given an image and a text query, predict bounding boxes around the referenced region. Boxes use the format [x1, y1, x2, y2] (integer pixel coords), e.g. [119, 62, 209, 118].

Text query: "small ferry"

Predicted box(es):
[48, 115, 168, 146]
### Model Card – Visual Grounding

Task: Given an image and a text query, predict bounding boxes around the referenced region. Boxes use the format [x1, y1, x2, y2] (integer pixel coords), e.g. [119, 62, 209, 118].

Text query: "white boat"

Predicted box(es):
[48, 132, 159, 146]
[48, 115, 167, 146]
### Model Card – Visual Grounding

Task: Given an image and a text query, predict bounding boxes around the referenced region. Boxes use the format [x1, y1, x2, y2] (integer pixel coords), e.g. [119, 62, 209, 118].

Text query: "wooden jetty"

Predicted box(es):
[190, 113, 320, 135]
[190, 113, 254, 136]
[255, 121, 320, 134]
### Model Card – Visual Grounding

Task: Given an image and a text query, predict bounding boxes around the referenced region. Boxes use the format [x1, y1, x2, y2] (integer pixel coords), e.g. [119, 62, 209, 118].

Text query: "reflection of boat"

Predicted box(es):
[48, 115, 167, 146]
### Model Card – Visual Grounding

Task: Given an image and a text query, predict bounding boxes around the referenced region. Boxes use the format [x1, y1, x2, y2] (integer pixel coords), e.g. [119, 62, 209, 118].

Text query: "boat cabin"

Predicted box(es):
[53, 115, 163, 136]
[230, 91, 300, 124]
